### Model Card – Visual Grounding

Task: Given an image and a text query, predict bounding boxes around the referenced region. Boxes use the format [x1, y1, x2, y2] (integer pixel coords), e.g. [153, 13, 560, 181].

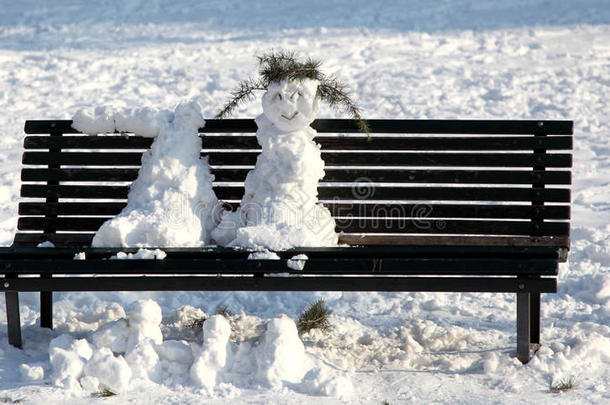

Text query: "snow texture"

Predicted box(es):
[212, 79, 338, 250]
[88, 102, 220, 247]
[287, 254, 308, 271]
[110, 248, 167, 260]
[254, 315, 307, 387]
[1, 1, 610, 403]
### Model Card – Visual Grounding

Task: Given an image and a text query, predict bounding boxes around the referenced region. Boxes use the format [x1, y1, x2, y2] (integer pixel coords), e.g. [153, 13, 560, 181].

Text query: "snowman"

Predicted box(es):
[72, 101, 221, 247]
[211, 51, 368, 250]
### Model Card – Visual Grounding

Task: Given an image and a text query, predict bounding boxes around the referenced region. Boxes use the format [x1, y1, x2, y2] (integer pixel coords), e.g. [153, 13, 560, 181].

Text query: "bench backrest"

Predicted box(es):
[15, 119, 572, 249]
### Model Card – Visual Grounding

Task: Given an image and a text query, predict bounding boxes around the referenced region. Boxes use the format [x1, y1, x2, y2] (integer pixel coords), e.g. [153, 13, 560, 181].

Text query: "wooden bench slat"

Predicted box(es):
[21, 168, 572, 185]
[18, 202, 571, 220]
[24, 119, 574, 135]
[22, 151, 573, 168]
[206, 135, 573, 151]
[0, 275, 558, 293]
[20, 184, 571, 202]
[338, 235, 569, 249]
[0, 245, 566, 259]
[17, 216, 570, 236]
[11, 232, 569, 248]
[1, 257, 558, 275]
[23, 135, 573, 151]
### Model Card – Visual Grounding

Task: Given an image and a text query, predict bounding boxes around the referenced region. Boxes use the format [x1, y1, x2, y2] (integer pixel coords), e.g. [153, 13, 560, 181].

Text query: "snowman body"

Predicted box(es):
[92, 102, 219, 247]
[212, 79, 338, 249]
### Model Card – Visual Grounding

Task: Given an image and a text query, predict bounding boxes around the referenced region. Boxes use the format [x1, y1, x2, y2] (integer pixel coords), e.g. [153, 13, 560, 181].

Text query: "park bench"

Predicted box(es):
[1, 118, 572, 363]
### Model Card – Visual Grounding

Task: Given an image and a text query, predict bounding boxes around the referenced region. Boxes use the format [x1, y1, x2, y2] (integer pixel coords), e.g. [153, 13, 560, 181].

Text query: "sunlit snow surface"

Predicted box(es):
[0, 1, 609, 403]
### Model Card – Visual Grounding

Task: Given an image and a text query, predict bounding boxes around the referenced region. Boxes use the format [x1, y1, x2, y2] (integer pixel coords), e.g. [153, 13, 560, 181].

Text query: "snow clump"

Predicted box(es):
[72, 105, 115, 134]
[190, 314, 233, 389]
[83, 348, 132, 393]
[254, 315, 307, 387]
[76, 101, 220, 247]
[299, 366, 354, 400]
[46, 300, 350, 398]
[19, 364, 44, 381]
[110, 248, 167, 260]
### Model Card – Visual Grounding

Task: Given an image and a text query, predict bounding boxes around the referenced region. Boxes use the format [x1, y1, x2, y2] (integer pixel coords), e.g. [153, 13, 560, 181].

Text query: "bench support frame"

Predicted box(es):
[4, 271, 551, 363]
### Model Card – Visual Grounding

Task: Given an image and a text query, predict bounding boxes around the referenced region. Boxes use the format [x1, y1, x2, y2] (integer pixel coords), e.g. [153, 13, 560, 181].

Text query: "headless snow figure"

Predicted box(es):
[87, 101, 220, 247]
[212, 79, 338, 249]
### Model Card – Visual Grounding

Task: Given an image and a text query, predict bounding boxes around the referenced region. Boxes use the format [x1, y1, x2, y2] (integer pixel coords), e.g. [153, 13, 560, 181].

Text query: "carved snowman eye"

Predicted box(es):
[275, 93, 282, 101]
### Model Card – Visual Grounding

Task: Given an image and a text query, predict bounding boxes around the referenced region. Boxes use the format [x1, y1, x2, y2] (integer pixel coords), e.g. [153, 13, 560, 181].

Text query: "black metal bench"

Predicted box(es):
[1, 118, 572, 363]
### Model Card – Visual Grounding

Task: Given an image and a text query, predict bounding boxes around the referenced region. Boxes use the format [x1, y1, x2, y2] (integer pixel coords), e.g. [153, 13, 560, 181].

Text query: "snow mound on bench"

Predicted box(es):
[83, 101, 220, 247]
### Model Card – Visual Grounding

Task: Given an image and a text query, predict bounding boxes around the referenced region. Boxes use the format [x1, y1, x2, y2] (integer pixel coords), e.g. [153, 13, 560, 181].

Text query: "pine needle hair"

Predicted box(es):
[216, 50, 369, 134]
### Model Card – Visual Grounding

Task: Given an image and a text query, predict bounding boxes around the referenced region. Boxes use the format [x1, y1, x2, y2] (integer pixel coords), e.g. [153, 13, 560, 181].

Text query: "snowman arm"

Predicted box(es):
[215, 78, 266, 119]
[317, 80, 369, 134]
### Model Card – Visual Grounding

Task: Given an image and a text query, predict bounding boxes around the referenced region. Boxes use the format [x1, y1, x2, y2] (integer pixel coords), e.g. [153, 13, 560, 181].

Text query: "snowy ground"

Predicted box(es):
[1, 1, 609, 403]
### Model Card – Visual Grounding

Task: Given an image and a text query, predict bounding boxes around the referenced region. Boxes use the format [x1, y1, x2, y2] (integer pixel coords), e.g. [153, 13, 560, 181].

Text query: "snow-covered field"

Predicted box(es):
[1, 1, 609, 403]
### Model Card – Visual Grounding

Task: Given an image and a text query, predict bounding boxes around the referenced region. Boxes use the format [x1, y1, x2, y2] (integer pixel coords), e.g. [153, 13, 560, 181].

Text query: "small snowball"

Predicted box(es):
[255, 315, 306, 387]
[37, 241, 55, 248]
[110, 248, 167, 260]
[126, 299, 163, 351]
[91, 318, 129, 353]
[125, 340, 162, 382]
[300, 366, 353, 400]
[84, 348, 132, 393]
[49, 347, 85, 384]
[71, 339, 94, 361]
[287, 254, 308, 271]
[73, 252, 86, 260]
[49, 334, 93, 360]
[115, 106, 173, 137]
[156, 340, 194, 364]
[79, 375, 100, 392]
[49, 334, 76, 351]
[166, 305, 207, 331]
[190, 315, 232, 389]
[129, 299, 163, 326]
[248, 250, 280, 260]
[60, 376, 84, 393]
[19, 364, 44, 381]
[127, 323, 163, 353]
[72, 106, 115, 135]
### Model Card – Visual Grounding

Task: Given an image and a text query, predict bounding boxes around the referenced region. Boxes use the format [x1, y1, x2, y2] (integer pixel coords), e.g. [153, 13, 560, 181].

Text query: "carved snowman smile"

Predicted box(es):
[281, 111, 299, 121]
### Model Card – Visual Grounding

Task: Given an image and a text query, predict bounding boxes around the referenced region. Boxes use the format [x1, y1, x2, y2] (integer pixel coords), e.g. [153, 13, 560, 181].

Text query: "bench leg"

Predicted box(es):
[517, 292, 531, 364]
[5, 289, 23, 349]
[40, 273, 53, 329]
[41, 291, 53, 329]
[530, 292, 540, 345]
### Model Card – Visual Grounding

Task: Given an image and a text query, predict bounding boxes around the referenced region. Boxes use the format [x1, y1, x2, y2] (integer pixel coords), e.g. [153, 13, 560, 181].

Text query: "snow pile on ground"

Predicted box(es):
[212, 79, 338, 250]
[34, 301, 353, 399]
[80, 101, 220, 247]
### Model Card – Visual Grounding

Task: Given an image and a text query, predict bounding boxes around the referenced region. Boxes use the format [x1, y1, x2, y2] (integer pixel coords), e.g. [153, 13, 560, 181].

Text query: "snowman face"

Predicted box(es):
[261, 79, 320, 132]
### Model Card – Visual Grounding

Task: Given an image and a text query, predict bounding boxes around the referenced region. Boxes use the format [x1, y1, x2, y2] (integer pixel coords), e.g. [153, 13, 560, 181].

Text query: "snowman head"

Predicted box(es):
[261, 79, 320, 132]
[216, 50, 369, 135]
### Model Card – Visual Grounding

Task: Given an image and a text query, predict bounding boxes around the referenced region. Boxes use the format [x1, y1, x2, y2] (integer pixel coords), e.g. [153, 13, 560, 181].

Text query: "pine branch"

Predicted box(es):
[216, 50, 368, 133]
[215, 78, 266, 119]
[297, 299, 331, 333]
[318, 80, 370, 134]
